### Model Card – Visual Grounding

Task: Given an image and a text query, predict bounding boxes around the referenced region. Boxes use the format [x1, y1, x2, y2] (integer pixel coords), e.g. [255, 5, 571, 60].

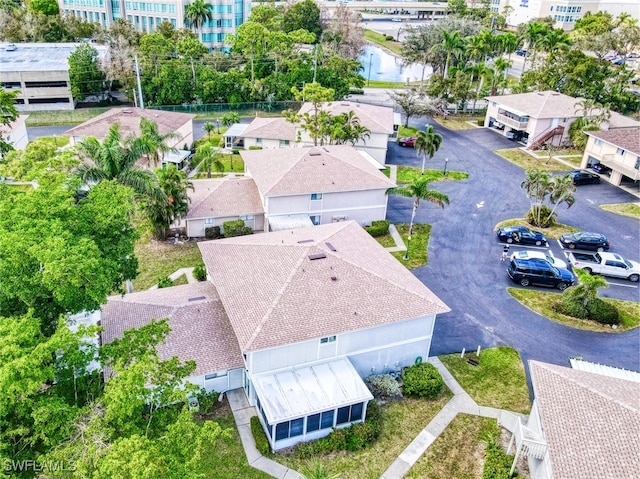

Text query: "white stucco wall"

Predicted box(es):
[186, 214, 265, 237]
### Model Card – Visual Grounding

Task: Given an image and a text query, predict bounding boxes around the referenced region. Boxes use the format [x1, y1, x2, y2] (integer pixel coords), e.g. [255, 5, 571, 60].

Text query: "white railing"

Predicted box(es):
[508, 416, 547, 460]
[496, 113, 529, 130]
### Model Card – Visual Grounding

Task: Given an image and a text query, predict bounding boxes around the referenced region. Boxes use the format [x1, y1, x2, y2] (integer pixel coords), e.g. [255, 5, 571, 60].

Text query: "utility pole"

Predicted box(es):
[134, 54, 144, 109]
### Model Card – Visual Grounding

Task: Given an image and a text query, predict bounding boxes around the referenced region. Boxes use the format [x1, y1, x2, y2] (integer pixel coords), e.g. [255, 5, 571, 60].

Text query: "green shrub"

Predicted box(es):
[157, 276, 173, 288]
[365, 373, 402, 399]
[587, 298, 620, 325]
[250, 416, 271, 455]
[525, 205, 556, 228]
[477, 119, 485, 126]
[205, 226, 222, 239]
[553, 296, 588, 319]
[349, 88, 364, 95]
[232, 148, 240, 154]
[295, 400, 382, 458]
[402, 363, 444, 399]
[385, 35, 394, 41]
[365, 220, 390, 237]
[194, 388, 219, 415]
[193, 263, 207, 281]
[223, 219, 253, 237]
[248, 145, 263, 150]
[482, 437, 518, 478]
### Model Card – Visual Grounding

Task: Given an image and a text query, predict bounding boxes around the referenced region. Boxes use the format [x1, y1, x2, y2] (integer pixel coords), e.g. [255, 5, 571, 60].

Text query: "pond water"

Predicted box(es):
[358, 44, 432, 83]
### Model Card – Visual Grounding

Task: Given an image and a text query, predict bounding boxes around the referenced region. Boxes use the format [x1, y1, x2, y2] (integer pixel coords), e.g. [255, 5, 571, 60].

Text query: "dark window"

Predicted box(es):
[2, 82, 21, 88]
[290, 418, 304, 437]
[307, 413, 320, 432]
[275, 422, 289, 440]
[24, 81, 68, 88]
[350, 403, 363, 422]
[14, 98, 25, 104]
[320, 410, 334, 429]
[29, 98, 70, 104]
[336, 406, 350, 425]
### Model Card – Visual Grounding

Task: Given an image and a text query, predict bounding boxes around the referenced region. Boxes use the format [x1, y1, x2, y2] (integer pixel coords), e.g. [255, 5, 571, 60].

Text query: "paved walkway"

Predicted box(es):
[227, 389, 303, 479]
[380, 357, 520, 478]
[226, 357, 526, 479]
[148, 267, 197, 290]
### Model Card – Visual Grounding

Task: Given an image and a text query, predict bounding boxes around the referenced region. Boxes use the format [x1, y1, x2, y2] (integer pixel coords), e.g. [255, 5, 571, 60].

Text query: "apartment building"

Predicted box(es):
[0, 43, 108, 111]
[59, 0, 250, 50]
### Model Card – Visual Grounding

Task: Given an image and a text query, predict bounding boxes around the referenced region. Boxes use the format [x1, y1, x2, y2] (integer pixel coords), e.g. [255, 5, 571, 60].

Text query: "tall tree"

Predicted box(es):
[68, 44, 106, 102]
[0, 87, 19, 157]
[390, 175, 449, 235]
[283, 0, 322, 38]
[415, 125, 443, 174]
[133, 117, 179, 169]
[28, 0, 59, 15]
[0, 177, 138, 331]
[288, 82, 335, 146]
[184, 0, 214, 35]
[75, 124, 164, 200]
[146, 165, 193, 239]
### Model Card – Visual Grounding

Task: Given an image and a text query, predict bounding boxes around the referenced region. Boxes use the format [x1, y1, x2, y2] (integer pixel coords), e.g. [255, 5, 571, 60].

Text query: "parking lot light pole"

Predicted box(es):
[404, 235, 411, 261]
[367, 53, 373, 86]
[443, 158, 449, 176]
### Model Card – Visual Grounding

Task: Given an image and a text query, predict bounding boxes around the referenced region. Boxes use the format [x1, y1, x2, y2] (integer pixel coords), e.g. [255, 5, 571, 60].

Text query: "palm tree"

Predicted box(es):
[75, 124, 164, 201]
[390, 175, 449, 236]
[539, 28, 572, 60]
[520, 169, 550, 226]
[415, 125, 443, 174]
[134, 117, 179, 168]
[571, 268, 608, 308]
[146, 164, 194, 238]
[434, 30, 466, 78]
[193, 143, 224, 178]
[523, 22, 549, 70]
[203, 121, 216, 139]
[492, 57, 512, 94]
[497, 32, 519, 61]
[221, 111, 240, 127]
[184, 0, 214, 36]
[543, 174, 576, 226]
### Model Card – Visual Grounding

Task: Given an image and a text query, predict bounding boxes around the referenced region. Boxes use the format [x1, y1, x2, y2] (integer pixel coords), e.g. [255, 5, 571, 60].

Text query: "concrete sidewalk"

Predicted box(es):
[148, 267, 197, 289]
[380, 357, 521, 479]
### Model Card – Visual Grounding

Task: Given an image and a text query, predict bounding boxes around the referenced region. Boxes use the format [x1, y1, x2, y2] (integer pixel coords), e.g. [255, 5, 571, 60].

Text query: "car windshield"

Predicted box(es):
[624, 260, 633, 268]
[545, 255, 555, 263]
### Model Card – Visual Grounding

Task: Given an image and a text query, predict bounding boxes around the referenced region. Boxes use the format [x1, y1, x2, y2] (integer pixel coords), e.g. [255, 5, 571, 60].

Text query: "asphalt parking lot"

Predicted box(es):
[386, 118, 640, 373]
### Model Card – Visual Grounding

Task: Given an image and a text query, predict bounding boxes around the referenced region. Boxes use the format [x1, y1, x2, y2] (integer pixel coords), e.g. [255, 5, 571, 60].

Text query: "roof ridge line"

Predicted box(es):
[263, 150, 310, 196]
[244, 247, 310, 350]
[187, 180, 226, 214]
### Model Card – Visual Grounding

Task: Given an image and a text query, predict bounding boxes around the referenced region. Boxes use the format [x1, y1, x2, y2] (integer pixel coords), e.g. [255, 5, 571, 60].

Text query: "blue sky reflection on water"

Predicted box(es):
[358, 45, 431, 83]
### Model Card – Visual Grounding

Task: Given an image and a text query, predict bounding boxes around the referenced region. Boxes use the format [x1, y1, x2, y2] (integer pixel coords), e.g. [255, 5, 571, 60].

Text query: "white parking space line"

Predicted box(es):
[606, 282, 638, 289]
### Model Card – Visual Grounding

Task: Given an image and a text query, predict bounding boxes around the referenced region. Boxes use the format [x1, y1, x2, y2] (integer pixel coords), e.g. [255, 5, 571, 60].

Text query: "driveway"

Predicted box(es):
[386, 119, 640, 374]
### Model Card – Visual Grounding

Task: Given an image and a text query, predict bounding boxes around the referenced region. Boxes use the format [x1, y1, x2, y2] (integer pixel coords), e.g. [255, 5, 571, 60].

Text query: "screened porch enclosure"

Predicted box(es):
[252, 358, 373, 450]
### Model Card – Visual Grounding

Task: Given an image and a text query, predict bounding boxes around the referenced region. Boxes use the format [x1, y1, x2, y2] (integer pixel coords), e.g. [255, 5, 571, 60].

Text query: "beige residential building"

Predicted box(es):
[1, 43, 108, 111]
[581, 128, 640, 186]
[0, 115, 29, 152]
[240, 117, 296, 150]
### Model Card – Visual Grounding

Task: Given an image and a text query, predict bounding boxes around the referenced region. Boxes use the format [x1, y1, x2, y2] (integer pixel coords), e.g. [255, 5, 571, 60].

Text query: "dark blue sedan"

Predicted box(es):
[497, 226, 547, 246]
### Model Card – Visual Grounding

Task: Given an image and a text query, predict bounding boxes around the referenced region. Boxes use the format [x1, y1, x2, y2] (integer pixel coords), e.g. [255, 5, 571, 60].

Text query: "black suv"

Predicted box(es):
[560, 232, 610, 251]
[507, 259, 575, 291]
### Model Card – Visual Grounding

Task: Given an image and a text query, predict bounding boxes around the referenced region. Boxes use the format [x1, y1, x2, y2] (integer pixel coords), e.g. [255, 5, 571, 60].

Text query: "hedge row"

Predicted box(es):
[365, 220, 390, 237]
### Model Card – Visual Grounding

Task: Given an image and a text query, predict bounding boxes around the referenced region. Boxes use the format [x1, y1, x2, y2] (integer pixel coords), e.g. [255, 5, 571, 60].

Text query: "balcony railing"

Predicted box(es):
[496, 113, 529, 130]
[499, 410, 547, 476]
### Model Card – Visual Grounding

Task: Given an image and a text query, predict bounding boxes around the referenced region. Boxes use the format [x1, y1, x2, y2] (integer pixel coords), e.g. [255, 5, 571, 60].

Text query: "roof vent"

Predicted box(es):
[331, 276, 337, 281]
[188, 296, 206, 302]
[308, 253, 327, 260]
[309, 149, 321, 156]
[323, 147, 329, 152]
[122, 108, 132, 114]
[325, 242, 336, 251]
[297, 239, 314, 244]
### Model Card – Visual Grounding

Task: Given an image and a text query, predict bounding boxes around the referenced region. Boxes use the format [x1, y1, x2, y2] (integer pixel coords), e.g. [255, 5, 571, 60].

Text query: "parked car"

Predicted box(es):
[560, 232, 610, 251]
[507, 258, 575, 290]
[505, 131, 524, 141]
[398, 136, 417, 147]
[510, 250, 568, 269]
[497, 226, 547, 246]
[590, 163, 611, 175]
[515, 49, 527, 56]
[568, 252, 640, 282]
[569, 170, 601, 185]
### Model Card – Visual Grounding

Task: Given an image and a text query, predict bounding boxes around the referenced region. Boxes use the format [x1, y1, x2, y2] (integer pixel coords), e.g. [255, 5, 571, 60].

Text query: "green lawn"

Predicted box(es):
[433, 115, 484, 131]
[28, 135, 70, 148]
[275, 393, 453, 479]
[405, 415, 502, 479]
[374, 233, 397, 248]
[363, 29, 403, 55]
[394, 166, 469, 184]
[495, 148, 575, 172]
[599, 202, 640, 219]
[25, 107, 112, 126]
[508, 288, 640, 332]
[439, 347, 531, 414]
[199, 403, 272, 478]
[193, 153, 244, 175]
[133, 240, 203, 291]
[391, 223, 431, 269]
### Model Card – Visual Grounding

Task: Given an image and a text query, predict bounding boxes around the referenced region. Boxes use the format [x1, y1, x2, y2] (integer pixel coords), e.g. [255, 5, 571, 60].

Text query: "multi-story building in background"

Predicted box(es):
[58, 0, 250, 50]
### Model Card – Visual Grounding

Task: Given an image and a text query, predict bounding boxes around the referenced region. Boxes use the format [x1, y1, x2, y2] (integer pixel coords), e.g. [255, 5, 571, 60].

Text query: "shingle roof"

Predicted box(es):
[530, 360, 640, 479]
[65, 107, 195, 140]
[298, 101, 394, 134]
[241, 145, 395, 197]
[241, 117, 296, 141]
[585, 128, 640, 156]
[185, 177, 264, 220]
[486, 91, 580, 118]
[101, 282, 243, 375]
[198, 221, 450, 352]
